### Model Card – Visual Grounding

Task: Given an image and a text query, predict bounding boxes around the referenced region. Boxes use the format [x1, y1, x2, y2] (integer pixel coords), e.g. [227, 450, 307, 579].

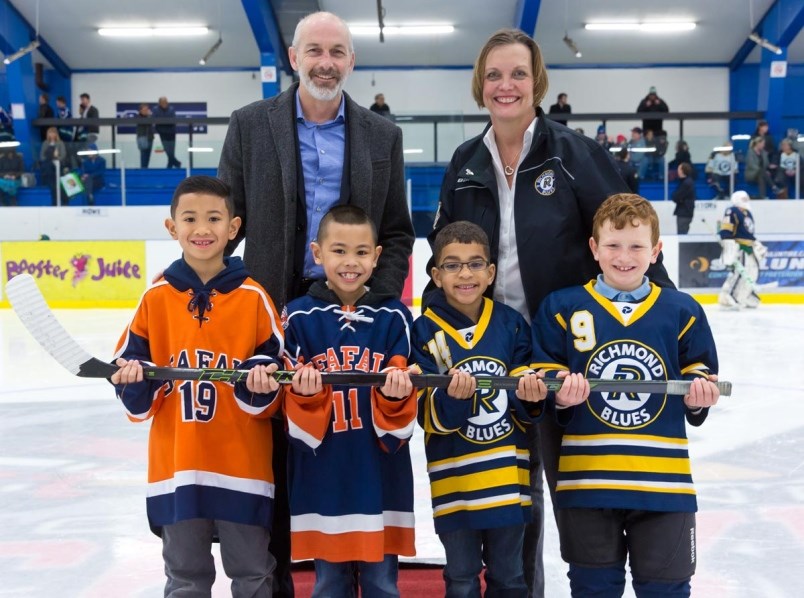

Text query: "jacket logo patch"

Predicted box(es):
[534, 170, 557, 196]
[464, 168, 474, 176]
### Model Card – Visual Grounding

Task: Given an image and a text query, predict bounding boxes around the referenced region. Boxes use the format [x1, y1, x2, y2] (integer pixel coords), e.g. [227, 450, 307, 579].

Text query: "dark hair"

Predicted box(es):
[170, 175, 233, 218]
[593, 193, 660, 246]
[617, 147, 629, 161]
[433, 221, 491, 265]
[471, 28, 549, 109]
[56, 95, 66, 104]
[80, 93, 90, 100]
[679, 162, 694, 177]
[557, 93, 567, 101]
[317, 205, 377, 244]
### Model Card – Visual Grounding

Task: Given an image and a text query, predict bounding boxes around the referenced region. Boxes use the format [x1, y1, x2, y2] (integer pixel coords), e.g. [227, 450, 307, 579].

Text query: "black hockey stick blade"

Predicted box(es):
[5, 273, 732, 396]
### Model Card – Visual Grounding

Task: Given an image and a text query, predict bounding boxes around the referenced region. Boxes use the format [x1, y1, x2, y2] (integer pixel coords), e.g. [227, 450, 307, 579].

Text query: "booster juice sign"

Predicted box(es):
[1, 241, 146, 307]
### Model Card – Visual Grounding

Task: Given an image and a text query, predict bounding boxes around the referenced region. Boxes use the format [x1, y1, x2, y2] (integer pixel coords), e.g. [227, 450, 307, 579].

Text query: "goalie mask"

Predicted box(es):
[730, 190, 750, 209]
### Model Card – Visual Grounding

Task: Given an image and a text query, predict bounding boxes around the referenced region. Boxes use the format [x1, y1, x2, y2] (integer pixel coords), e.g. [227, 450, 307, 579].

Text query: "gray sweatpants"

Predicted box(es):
[162, 518, 275, 597]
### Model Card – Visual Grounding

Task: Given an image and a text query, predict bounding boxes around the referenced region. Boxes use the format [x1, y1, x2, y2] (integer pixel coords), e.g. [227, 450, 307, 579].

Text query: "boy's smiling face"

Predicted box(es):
[432, 241, 495, 322]
[165, 192, 240, 281]
[590, 219, 661, 292]
[311, 222, 381, 306]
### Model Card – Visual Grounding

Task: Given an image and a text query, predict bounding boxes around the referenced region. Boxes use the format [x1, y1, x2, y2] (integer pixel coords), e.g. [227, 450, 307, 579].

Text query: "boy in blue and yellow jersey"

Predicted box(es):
[411, 221, 547, 597]
[110, 175, 284, 597]
[531, 193, 720, 598]
[280, 205, 416, 597]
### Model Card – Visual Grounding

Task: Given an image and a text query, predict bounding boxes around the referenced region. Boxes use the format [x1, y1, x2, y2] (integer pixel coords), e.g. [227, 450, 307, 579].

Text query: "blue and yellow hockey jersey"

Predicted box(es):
[112, 257, 284, 533]
[719, 205, 756, 249]
[531, 281, 718, 514]
[411, 291, 541, 534]
[281, 283, 417, 563]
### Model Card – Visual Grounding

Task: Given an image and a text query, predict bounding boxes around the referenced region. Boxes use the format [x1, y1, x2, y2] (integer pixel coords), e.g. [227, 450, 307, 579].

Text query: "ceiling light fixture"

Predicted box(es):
[349, 25, 454, 36]
[0, 140, 21, 148]
[712, 146, 734, 152]
[3, 39, 40, 65]
[747, 32, 782, 55]
[563, 33, 582, 58]
[730, 134, 752, 141]
[98, 26, 209, 37]
[585, 22, 696, 32]
[199, 37, 222, 65]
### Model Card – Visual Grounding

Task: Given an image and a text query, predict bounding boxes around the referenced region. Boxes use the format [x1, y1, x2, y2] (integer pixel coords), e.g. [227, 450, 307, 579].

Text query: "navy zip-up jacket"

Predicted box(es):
[427, 107, 673, 319]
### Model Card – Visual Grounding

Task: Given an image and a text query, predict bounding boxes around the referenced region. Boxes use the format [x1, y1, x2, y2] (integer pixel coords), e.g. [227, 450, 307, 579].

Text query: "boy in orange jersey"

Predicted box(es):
[281, 205, 416, 596]
[110, 175, 285, 597]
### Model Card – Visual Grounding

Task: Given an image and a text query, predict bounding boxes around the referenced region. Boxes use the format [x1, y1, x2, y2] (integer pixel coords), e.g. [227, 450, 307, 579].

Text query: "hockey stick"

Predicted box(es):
[5, 273, 732, 396]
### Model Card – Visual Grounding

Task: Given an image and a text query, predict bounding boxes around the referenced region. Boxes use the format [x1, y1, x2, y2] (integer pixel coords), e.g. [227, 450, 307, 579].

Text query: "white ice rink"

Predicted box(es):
[1, 304, 803, 597]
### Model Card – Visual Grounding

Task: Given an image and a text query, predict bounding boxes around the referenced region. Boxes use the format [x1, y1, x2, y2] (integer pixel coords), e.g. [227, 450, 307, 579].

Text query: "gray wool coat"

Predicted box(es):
[218, 83, 414, 308]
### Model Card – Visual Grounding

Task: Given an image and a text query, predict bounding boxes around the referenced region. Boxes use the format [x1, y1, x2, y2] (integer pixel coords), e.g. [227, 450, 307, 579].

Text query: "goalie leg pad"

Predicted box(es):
[719, 270, 741, 309]
[736, 253, 761, 308]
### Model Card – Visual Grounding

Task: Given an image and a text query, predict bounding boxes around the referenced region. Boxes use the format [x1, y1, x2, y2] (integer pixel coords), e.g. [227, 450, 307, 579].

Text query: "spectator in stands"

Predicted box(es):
[705, 145, 737, 199]
[369, 93, 392, 119]
[74, 93, 99, 146]
[782, 127, 800, 153]
[753, 120, 777, 165]
[40, 126, 68, 206]
[0, 145, 24, 206]
[642, 129, 660, 180]
[136, 103, 155, 169]
[628, 127, 647, 178]
[37, 93, 54, 142]
[0, 105, 13, 141]
[775, 138, 802, 198]
[745, 136, 782, 199]
[153, 96, 182, 168]
[668, 139, 692, 180]
[636, 86, 669, 135]
[55, 96, 77, 169]
[79, 144, 106, 206]
[614, 147, 639, 193]
[594, 125, 611, 150]
[548, 93, 571, 125]
[672, 162, 696, 234]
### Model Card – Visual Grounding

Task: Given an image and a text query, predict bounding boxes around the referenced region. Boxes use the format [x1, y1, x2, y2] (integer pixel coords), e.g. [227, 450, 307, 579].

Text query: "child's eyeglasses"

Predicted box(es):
[438, 260, 489, 273]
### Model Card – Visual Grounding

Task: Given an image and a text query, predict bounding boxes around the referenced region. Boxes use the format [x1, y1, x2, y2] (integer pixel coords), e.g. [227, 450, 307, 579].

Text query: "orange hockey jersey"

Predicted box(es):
[112, 257, 284, 532]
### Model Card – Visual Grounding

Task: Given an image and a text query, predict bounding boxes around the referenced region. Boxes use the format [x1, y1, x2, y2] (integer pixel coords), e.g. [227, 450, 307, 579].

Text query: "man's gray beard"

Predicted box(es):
[300, 70, 347, 102]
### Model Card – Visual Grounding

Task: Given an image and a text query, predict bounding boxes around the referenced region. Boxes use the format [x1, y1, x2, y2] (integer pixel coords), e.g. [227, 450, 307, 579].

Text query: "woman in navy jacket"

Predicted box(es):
[426, 28, 674, 598]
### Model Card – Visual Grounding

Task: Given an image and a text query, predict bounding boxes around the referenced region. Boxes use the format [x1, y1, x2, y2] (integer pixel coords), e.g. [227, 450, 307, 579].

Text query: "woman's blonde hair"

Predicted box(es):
[471, 29, 549, 110]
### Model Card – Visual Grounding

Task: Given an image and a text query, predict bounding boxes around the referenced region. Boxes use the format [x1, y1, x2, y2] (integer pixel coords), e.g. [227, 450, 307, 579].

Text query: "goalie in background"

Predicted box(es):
[718, 190, 767, 309]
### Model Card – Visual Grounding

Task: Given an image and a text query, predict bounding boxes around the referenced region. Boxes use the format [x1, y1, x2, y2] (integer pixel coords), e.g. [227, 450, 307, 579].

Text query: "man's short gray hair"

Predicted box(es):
[291, 11, 354, 54]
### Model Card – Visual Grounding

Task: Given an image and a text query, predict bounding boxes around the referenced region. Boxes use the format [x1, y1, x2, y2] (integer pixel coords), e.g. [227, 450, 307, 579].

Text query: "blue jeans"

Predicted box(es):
[312, 555, 399, 598]
[440, 525, 527, 598]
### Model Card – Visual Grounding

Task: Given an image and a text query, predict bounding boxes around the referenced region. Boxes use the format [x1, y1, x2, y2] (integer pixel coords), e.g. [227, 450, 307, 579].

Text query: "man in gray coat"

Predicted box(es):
[218, 11, 414, 597]
[219, 12, 413, 309]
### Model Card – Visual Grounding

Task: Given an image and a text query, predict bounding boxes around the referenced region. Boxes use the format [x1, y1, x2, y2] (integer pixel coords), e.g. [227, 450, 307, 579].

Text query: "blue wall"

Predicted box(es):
[730, 62, 804, 136]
